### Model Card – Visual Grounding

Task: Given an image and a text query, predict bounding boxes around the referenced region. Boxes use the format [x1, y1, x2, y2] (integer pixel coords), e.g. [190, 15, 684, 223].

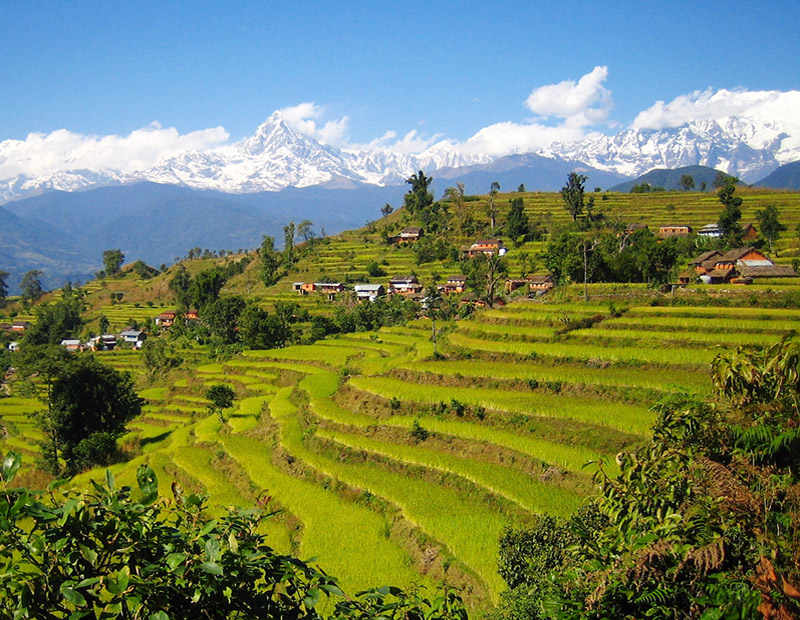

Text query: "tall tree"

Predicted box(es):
[403, 170, 434, 215]
[380, 203, 394, 219]
[260, 235, 282, 287]
[717, 183, 744, 246]
[168, 265, 193, 309]
[189, 268, 226, 312]
[487, 181, 500, 230]
[679, 174, 695, 191]
[283, 221, 296, 267]
[206, 384, 235, 424]
[505, 197, 529, 239]
[102, 249, 125, 275]
[297, 219, 315, 241]
[0, 270, 8, 303]
[20, 270, 44, 303]
[24, 292, 84, 345]
[17, 347, 142, 475]
[560, 172, 587, 221]
[204, 295, 246, 344]
[755, 204, 787, 255]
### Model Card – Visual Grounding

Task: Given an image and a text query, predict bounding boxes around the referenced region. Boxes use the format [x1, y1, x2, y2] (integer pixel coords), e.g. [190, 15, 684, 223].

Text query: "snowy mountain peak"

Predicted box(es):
[0, 105, 798, 204]
[241, 110, 306, 156]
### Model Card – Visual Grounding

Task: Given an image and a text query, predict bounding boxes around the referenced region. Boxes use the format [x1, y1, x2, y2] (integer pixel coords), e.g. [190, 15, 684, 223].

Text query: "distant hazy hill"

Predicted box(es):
[0, 203, 95, 295]
[1, 182, 406, 293]
[609, 165, 723, 193]
[432, 153, 628, 196]
[755, 161, 800, 190]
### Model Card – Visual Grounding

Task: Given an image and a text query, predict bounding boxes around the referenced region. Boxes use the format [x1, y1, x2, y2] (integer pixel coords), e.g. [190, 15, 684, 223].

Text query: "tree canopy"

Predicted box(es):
[560, 173, 587, 221]
[102, 249, 125, 276]
[497, 338, 800, 619]
[0, 458, 466, 619]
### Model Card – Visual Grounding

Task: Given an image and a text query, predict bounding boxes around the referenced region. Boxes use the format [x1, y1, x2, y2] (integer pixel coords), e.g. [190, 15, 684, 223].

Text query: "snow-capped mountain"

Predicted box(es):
[1, 101, 798, 204]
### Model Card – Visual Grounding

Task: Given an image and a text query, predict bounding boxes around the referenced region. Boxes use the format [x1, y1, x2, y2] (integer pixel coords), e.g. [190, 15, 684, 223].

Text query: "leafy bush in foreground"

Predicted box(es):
[0, 456, 466, 620]
[497, 339, 800, 619]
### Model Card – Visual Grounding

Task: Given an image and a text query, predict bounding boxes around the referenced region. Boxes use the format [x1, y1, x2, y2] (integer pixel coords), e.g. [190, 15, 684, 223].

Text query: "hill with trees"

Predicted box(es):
[2, 176, 800, 617]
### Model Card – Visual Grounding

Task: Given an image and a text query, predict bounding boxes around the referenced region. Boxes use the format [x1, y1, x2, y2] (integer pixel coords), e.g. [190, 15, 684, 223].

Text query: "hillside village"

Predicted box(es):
[1, 173, 800, 618]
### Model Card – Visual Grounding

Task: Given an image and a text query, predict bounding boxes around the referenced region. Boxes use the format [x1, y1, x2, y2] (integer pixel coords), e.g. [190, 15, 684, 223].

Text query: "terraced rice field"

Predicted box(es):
[2, 286, 799, 611]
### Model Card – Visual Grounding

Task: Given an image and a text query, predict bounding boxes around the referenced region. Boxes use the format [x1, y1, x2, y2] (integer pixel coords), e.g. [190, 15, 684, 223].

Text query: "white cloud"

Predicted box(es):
[279, 102, 350, 147]
[458, 121, 587, 157]
[355, 129, 442, 155]
[525, 66, 613, 126]
[0, 123, 228, 179]
[631, 88, 790, 130]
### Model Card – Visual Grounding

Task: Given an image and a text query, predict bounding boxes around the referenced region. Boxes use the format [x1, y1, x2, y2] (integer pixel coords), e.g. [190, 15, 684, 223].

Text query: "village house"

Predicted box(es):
[658, 225, 693, 238]
[388, 275, 423, 296]
[682, 247, 797, 284]
[354, 284, 385, 301]
[315, 282, 345, 300]
[120, 329, 147, 348]
[504, 278, 529, 293]
[527, 274, 555, 294]
[698, 223, 722, 238]
[60, 339, 82, 352]
[442, 275, 467, 294]
[742, 223, 758, 241]
[185, 309, 200, 322]
[155, 311, 176, 328]
[10, 320, 31, 332]
[466, 239, 504, 257]
[394, 227, 423, 244]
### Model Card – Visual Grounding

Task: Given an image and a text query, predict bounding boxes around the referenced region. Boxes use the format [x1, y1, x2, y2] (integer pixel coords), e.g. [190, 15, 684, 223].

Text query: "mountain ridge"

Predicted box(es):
[2, 103, 798, 204]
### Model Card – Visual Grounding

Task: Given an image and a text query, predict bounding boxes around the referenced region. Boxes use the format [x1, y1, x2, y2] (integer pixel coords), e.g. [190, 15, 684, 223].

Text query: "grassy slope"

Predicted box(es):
[3, 187, 800, 610]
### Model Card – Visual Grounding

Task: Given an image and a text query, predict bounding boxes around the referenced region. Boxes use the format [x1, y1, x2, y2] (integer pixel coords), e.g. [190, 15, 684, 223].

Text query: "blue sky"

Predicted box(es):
[1, 0, 798, 169]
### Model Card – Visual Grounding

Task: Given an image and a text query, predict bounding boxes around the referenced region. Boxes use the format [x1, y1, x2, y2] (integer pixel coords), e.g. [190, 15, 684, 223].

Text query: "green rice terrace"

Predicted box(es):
[3, 291, 800, 610]
[2, 186, 800, 612]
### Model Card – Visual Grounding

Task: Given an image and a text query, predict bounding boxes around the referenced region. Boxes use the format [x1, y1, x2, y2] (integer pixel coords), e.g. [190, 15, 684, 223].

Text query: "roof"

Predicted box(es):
[707, 267, 735, 278]
[60, 339, 81, 346]
[120, 329, 143, 337]
[527, 274, 553, 284]
[737, 264, 797, 278]
[314, 282, 343, 287]
[389, 275, 418, 284]
[691, 250, 723, 265]
[717, 247, 764, 263]
[472, 239, 502, 246]
[399, 227, 422, 234]
[446, 275, 466, 282]
[354, 284, 384, 291]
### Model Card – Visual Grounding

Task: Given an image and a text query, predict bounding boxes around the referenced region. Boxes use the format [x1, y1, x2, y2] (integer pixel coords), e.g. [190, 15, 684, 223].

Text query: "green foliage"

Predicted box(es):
[755, 204, 787, 254]
[679, 174, 695, 191]
[404, 170, 434, 215]
[15, 348, 143, 475]
[206, 384, 235, 423]
[501, 340, 800, 619]
[24, 288, 85, 345]
[169, 265, 193, 309]
[560, 173, 587, 221]
[0, 457, 466, 619]
[260, 235, 282, 287]
[132, 259, 159, 279]
[141, 337, 183, 383]
[102, 248, 125, 275]
[366, 261, 386, 277]
[205, 295, 247, 344]
[717, 184, 744, 246]
[505, 197, 530, 240]
[20, 269, 44, 303]
[239, 303, 290, 349]
[190, 268, 227, 312]
[0, 269, 8, 302]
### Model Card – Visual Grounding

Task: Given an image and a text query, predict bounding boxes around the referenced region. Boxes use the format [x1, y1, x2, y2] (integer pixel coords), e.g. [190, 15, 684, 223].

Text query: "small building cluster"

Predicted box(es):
[504, 274, 555, 296]
[681, 247, 797, 285]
